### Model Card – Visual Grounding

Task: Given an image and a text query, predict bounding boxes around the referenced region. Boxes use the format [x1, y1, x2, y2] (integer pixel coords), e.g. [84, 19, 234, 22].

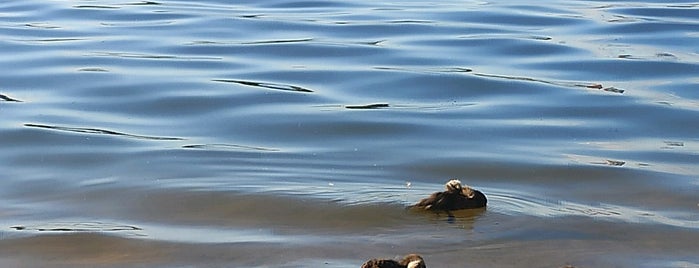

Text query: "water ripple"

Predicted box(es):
[88, 51, 222, 61]
[487, 188, 699, 229]
[24, 123, 184, 141]
[11, 221, 142, 233]
[2, 0, 699, 265]
[0, 93, 22, 102]
[212, 79, 315, 93]
[182, 143, 280, 152]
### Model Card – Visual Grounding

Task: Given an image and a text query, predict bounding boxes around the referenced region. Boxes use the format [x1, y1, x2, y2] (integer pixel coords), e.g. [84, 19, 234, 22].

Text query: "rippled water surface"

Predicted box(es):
[1, 0, 698, 267]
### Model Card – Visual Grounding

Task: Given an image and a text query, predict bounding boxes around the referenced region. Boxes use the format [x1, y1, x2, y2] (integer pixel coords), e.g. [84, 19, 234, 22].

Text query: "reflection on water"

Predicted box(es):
[1, 0, 699, 267]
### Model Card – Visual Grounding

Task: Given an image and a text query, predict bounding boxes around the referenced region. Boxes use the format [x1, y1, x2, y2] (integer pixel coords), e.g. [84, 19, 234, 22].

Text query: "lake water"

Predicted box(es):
[1, 0, 698, 267]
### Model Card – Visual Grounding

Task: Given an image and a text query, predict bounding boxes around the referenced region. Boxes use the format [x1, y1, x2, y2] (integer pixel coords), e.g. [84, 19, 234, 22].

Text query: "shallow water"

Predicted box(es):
[1, 0, 698, 267]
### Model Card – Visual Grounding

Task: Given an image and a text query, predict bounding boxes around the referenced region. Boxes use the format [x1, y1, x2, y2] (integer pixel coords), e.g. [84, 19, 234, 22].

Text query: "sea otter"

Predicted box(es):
[361, 254, 426, 268]
[412, 179, 487, 211]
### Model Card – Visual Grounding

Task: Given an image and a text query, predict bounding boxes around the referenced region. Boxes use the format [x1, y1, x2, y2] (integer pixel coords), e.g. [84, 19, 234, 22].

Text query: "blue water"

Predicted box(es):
[1, 0, 698, 267]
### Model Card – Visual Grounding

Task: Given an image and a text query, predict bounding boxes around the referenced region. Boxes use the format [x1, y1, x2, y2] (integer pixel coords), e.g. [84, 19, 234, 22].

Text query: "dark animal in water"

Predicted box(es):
[361, 254, 426, 268]
[412, 179, 487, 211]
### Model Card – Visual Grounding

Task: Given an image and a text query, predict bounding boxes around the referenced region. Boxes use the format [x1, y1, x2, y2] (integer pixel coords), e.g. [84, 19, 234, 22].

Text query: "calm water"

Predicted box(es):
[1, 0, 698, 267]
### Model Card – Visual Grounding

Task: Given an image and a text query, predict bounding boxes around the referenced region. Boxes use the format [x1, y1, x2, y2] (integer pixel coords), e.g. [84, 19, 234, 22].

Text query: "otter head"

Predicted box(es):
[446, 179, 475, 198]
[407, 260, 426, 268]
[445, 179, 462, 193]
[461, 185, 475, 199]
[402, 254, 426, 268]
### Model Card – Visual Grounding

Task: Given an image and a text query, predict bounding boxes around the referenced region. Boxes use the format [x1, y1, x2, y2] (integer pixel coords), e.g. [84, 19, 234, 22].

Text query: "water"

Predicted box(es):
[1, 0, 698, 267]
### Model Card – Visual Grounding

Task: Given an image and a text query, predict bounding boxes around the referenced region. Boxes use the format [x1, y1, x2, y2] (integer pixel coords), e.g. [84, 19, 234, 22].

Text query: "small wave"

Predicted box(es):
[373, 66, 624, 94]
[77, 67, 109, 72]
[212, 79, 314, 93]
[182, 143, 280, 152]
[487, 188, 699, 229]
[88, 52, 222, 61]
[11, 221, 142, 232]
[125, 1, 161, 6]
[73, 5, 120, 9]
[20, 38, 85, 43]
[344, 103, 390, 110]
[24, 23, 61, 29]
[387, 20, 434, 24]
[24, 123, 184, 141]
[184, 181, 699, 229]
[0, 93, 22, 102]
[240, 38, 314, 45]
[317, 102, 474, 111]
[471, 72, 624, 94]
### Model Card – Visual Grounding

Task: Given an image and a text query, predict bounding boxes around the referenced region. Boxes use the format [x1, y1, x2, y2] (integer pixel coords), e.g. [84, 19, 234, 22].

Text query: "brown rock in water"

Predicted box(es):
[412, 179, 487, 211]
[361, 254, 426, 268]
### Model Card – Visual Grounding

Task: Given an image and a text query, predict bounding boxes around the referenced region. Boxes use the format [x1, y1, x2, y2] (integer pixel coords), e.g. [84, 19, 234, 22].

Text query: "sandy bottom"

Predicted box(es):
[2, 189, 698, 268]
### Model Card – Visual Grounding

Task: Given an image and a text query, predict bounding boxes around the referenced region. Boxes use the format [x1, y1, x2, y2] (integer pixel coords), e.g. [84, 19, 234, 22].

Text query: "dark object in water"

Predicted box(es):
[361, 254, 426, 268]
[0, 93, 22, 102]
[605, 159, 626, 166]
[345, 103, 389, 109]
[412, 179, 487, 211]
[602, 86, 625, 94]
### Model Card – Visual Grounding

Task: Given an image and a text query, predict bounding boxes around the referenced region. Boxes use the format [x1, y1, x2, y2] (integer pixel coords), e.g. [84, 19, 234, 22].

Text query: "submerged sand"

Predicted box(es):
[2, 189, 698, 267]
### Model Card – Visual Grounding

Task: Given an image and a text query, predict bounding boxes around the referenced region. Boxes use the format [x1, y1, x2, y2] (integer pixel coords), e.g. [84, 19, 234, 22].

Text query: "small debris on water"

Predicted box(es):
[603, 87, 625, 94]
[618, 54, 633, 59]
[582, 84, 624, 94]
[656, 52, 677, 59]
[663, 141, 684, 147]
[344, 103, 389, 109]
[606, 160, 626, 166]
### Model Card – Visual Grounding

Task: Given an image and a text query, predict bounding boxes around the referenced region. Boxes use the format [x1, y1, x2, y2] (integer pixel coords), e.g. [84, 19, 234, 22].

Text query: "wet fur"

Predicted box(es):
[361, 254, 426, 268]
[413, 180, 487, 211]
